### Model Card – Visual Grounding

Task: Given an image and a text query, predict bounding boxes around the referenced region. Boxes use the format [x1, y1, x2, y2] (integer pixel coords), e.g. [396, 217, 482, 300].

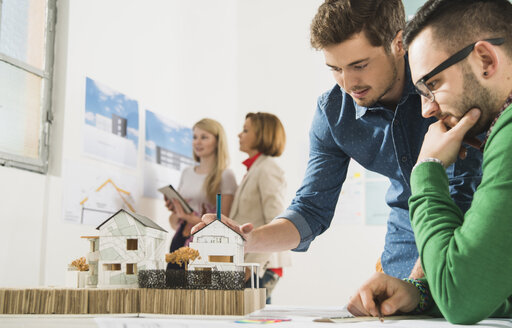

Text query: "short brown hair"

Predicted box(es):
[404, 0, 512, 56]
[310, 0, 405, 51]
[246, 112, 285, 157]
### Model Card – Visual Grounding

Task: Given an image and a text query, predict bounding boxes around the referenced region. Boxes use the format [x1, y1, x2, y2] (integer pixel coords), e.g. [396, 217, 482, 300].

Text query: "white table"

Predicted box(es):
[0, 306, 511, 328]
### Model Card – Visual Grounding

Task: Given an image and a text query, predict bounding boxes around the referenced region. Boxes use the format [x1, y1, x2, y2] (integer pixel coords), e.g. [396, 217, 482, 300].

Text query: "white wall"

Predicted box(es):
[0, 0, 388, 306]
[0, 166, 47, 286]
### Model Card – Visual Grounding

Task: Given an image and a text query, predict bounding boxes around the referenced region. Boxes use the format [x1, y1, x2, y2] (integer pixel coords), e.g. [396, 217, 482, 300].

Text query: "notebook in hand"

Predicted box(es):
[158, 185, 194, 214]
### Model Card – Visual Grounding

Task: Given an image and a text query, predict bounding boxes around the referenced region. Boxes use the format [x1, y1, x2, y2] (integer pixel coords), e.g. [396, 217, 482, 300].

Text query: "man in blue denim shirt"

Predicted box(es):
[195, 0, 482, 279]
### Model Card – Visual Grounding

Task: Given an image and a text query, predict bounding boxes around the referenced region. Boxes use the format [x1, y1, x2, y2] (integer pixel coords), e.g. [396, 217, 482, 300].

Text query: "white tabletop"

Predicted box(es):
[0, 306, 511, 328]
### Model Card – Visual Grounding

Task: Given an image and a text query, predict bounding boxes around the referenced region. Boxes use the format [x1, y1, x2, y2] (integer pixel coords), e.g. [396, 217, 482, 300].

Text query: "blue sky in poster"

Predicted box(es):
[145, 110, 193, 161]
[85, 77, 139, 148]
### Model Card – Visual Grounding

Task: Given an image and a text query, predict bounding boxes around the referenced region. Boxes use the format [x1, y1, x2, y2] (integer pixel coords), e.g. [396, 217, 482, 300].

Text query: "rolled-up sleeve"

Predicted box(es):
[277, 96, 350, 251]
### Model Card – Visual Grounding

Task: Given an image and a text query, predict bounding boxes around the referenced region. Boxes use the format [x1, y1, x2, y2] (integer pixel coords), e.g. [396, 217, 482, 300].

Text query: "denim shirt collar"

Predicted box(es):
[354, 54, 417, 119]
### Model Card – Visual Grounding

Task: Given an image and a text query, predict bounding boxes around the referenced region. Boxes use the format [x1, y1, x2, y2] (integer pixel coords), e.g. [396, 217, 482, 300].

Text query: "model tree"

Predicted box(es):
[165, 247, 201, 270]
[70, 257, 89, 271]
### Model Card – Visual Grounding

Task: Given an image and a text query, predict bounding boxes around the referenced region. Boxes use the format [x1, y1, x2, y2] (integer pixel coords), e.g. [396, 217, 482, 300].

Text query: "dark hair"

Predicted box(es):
[404, 0, 512, 56]
[310, 0, 405, 51]
[246, 112, 286, 157]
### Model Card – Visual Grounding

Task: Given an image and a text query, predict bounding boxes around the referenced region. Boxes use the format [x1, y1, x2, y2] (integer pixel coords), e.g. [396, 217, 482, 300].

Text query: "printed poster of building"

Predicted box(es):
[143, 109, 194, 199]
[83, 77, 139, 168]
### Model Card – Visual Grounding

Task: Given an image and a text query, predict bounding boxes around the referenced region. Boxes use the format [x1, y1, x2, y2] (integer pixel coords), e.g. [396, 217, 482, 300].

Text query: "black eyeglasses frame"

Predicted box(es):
[415, 37, 505, 102]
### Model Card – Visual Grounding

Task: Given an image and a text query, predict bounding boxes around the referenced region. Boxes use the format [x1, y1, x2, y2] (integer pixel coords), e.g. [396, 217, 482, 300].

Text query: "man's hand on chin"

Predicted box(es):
[418, 108, 481, 167]
[438, 110, 483, 158]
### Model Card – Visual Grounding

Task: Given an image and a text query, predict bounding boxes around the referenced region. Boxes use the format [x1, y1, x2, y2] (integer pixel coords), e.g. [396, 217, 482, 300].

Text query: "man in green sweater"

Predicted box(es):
[346, 0, 512, 324]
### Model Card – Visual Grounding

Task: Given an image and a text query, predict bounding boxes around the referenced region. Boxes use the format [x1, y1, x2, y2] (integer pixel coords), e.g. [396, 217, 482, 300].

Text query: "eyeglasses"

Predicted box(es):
[415, 38, 505, 102]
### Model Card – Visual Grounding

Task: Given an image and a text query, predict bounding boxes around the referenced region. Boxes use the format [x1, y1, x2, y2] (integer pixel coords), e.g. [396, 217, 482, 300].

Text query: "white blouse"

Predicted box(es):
[177, 166, 237, 215]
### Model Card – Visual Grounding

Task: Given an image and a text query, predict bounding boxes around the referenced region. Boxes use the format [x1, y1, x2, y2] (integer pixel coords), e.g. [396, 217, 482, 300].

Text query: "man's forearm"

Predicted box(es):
[246, 218, 300, 253]
[409, 258, 424, 279]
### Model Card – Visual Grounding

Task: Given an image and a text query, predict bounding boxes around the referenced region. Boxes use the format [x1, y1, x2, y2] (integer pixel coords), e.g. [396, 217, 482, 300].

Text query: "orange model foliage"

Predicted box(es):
[165, 247, 201, 270]
[70, 257, 89, 271]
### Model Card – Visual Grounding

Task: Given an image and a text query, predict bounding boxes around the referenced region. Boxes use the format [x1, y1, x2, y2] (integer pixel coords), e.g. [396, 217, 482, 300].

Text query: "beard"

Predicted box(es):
[352, 56, 399, 107]
[453, 66, 499, 138]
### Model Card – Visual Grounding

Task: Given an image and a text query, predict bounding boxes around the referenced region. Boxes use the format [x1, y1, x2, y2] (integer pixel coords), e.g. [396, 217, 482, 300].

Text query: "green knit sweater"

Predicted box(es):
[409, 104, 512, 325]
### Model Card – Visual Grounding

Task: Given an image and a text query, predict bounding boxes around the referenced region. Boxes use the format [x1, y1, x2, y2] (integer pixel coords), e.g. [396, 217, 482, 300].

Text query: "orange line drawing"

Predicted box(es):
[80, 179, 135, 212]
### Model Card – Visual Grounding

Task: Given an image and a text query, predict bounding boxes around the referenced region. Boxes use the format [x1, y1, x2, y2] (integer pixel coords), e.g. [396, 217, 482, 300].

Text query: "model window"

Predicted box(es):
[103, 263, 121, 271]
[213, 236, 225, 243]
[126, 263, 137, 275]
[195, 267, 212, 272]
[126, 238, 138, 250]
[196, 236, 228, 243]
[209, 255, 233, 263]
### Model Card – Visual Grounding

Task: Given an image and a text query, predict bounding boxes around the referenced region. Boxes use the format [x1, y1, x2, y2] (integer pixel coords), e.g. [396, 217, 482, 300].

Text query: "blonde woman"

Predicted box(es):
[165, 118, 237, 270]
[231, 112, 291, 303]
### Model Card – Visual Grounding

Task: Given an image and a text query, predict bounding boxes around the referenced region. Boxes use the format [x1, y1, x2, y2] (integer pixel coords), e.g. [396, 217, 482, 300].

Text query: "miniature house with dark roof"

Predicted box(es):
[85, 209, 167, 288]
[187, 219, 245, 272]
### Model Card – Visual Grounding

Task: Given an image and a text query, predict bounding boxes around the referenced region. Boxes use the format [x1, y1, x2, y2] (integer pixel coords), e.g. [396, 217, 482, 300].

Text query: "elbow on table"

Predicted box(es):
[443, 313, 483, 325]
[438, 301, 489, 325]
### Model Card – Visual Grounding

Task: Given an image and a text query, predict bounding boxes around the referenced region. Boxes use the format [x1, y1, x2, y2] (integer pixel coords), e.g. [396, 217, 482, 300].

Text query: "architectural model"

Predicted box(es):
[82, 209, 167, 288]
[0, 212, 265, 315]
[139, 219, 260, 290]
[188, 219, 245, 272]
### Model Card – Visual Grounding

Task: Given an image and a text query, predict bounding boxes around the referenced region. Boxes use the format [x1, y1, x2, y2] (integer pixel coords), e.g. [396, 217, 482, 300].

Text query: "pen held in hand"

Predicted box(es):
[375, 298, 384, 323]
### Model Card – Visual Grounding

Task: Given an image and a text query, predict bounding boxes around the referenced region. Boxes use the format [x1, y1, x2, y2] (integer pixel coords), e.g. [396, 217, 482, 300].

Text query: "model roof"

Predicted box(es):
[96, 209, 167, 233]
[191, 219, 245, 241]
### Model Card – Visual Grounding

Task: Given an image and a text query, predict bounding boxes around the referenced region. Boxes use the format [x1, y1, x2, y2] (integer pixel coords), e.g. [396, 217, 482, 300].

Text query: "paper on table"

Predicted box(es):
[93, 307, 512, 328]
[314, 315, 432, 323]
[248, 305, 352, 319]
[95, 315, 512, 328]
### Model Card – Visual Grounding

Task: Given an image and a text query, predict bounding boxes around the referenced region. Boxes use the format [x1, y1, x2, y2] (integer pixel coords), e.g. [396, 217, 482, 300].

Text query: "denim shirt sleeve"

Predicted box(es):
[277, 95, 350, 251]
[446, 145, 483, 214]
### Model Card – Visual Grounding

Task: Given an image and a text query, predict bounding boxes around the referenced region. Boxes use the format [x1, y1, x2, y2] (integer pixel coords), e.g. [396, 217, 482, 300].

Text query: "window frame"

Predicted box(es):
[0, 0, 57, 174]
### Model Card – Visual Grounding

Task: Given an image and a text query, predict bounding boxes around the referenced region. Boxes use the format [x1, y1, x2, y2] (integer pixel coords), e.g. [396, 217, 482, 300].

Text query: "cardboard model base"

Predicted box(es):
[0, 287, 265, 315]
